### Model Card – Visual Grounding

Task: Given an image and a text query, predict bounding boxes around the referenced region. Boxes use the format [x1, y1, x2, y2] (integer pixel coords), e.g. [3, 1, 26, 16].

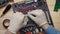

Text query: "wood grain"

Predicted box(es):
[0, 0, 60, 34]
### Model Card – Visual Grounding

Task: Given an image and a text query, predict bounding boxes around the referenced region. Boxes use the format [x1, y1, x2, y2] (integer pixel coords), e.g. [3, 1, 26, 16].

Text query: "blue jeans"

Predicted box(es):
[45, 25, 60, 34]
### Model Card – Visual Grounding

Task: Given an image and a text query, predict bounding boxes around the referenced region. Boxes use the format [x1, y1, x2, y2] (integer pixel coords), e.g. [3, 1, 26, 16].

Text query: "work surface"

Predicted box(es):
[0, 0, 60, 34]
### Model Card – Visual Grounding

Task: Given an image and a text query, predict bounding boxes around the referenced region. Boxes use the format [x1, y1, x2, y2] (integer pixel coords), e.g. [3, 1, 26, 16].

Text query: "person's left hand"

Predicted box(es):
[8, 12, 27, 34]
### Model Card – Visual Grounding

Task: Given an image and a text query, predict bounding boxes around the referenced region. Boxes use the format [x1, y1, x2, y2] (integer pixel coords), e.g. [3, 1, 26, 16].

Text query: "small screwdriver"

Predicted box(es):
[1, 4, 11, 17]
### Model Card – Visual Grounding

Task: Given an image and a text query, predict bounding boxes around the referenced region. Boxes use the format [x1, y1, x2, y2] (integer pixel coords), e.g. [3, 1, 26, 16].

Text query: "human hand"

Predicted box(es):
[28, 9, 48, 27]
[8, 12, 27, 34]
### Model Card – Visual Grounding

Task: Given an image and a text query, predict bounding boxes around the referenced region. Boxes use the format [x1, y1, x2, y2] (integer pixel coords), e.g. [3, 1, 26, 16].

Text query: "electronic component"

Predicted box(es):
[20, 17, 40, 34]
[12, 0, 54, 34]
[12, 2, 38, 14]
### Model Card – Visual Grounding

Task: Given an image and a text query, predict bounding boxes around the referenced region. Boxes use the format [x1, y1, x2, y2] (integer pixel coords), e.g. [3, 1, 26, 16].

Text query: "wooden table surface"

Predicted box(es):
[0, 0, 60, 34]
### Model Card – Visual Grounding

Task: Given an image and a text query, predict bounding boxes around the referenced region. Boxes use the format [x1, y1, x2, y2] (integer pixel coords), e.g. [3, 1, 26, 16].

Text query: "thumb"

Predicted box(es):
[28, 12, 35, 20]
[23, 16, 28, 26]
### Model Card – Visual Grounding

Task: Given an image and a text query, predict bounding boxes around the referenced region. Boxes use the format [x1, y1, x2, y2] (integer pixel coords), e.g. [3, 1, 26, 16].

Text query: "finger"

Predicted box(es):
[28, 13, 35, 20]
[34, 0, 37, 2]
[23, 16, 28, 26]
[29, 10, 38, 16]
[16, 12, 23, 15]
[30, 9, 45, 16]
[29, 9, 42, 16]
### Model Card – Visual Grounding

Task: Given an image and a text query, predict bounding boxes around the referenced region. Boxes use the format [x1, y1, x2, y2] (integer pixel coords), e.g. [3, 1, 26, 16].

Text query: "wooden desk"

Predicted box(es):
[0, 0, 60, 34]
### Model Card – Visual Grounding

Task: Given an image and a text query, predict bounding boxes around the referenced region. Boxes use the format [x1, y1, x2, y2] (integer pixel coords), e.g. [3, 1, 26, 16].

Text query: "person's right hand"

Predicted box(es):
[28, 9, 48, 27]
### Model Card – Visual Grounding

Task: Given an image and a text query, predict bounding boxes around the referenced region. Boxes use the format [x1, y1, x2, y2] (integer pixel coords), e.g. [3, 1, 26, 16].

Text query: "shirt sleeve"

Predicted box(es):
[45, 25, 60, 34]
